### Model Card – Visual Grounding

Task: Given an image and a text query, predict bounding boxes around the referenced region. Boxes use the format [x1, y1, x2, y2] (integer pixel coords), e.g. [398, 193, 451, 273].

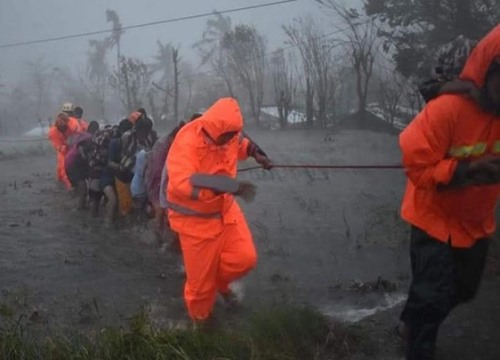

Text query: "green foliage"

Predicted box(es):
[0, 306, 363, 360]
[364, 0, 500, 79]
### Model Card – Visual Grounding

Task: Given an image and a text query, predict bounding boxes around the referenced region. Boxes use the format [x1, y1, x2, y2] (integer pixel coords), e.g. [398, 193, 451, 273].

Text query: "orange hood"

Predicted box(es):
[460, 25, 500, 88]
[199, 98, 243, 140]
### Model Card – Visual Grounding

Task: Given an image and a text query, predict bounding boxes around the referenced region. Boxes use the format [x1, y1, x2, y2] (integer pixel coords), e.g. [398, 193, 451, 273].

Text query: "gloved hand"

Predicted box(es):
[467, 155, 500, 176]
[234, 181, 257, 203]
[255, 153, 273, 170]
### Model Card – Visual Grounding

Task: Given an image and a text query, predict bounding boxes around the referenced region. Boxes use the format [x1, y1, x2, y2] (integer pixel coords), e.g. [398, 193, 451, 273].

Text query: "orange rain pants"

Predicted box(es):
[179, 207, 257, 321]
[57, 151, 72, 189]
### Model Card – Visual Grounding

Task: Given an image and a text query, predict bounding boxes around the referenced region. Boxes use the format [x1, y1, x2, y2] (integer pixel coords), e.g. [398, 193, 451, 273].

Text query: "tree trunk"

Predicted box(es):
[278, 91, 287, 129]
[117, 41, 121, 98]
[122, 61, 132, 112]
[317, 87, 327, 128]
[173, 49, 180, 123]
[247, 86, 259, 126]
[162, 90, 169, 123]
[147, 91, 159, 122]
[306, 77, 314, 127]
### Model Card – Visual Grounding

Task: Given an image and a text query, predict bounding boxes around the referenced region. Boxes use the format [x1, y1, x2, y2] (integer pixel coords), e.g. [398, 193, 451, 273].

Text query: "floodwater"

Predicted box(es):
[0, 129, 409, 333]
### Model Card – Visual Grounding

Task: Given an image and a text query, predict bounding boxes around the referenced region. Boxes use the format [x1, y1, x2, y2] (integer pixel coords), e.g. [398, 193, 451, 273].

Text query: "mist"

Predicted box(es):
[1, 1, 500, 359]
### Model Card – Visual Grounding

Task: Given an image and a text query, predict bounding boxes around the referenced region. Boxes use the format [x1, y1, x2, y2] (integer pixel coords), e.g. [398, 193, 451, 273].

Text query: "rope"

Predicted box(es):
[238, 164, 403, 172]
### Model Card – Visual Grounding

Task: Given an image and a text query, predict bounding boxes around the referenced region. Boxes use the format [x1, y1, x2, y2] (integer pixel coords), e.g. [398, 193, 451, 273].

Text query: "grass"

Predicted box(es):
[0, 306, 367, 360]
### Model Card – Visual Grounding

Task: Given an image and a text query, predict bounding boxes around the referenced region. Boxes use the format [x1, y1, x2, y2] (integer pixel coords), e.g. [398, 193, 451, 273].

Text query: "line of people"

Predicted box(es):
[48, 105, 156, 227]
[47, 99, 274, 326]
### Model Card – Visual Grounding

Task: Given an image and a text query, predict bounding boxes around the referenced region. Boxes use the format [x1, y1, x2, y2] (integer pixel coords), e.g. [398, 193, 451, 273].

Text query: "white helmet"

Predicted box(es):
[61, 102, 75, 113]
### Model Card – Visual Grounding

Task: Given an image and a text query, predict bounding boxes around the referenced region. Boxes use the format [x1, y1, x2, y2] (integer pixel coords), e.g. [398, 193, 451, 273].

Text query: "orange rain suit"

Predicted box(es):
[166, 98, 257, 320]
[48, 116, 82, 189]
[400, 25, 500, 248]
[73, 117, 88, 131]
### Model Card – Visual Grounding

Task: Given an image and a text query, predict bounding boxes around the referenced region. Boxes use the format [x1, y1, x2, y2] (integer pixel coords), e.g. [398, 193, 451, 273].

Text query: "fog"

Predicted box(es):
[0, 0, 323, 83]
[1, 1, 500, 358]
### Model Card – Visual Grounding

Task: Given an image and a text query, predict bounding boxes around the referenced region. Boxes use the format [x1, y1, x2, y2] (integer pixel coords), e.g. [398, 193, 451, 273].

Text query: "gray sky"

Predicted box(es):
[0, 0, 335, 85]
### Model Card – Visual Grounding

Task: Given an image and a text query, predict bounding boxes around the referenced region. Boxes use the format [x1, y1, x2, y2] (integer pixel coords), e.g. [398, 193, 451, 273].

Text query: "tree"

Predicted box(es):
[172, 47, 181, 123]
[146, 88, 160, 122]
[151, 41, 174, 121]
[270, 49, 297, 129]
[284, 17, 337, 127]
[222, 25, 267, 125]
[86, 38, 112, 121]
[106, 9, 124, 91]
[194, 12, 237, 98]
[26, 58, 58, 122]
[193, 11, 233, 65]
[180, 61, 197, 119]
[4, 85, 31, 135]
[364, 0, 500, 80]
[377, 70, 405, 125]
[150, 41, 173, 85]
[110, 56, 151, 112]
[210, 47, 237, 97]
[317, 1, 379, 116]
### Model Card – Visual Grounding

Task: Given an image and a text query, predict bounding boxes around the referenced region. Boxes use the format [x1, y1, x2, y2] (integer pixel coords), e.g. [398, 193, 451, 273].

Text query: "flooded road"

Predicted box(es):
[0, 130, 409, 333]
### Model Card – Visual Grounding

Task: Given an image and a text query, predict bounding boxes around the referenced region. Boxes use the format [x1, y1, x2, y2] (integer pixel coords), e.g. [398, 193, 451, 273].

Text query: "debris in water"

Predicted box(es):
[29, 208, 46, 217]
[9, 223, 20, 228]
[270, 273, 290, 283]
[29, 309, 41, 322]
[349, 277, 398, 293]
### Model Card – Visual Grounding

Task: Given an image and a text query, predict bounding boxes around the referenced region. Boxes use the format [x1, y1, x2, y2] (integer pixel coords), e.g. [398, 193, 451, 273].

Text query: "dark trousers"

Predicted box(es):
[400, 226, 490, 360]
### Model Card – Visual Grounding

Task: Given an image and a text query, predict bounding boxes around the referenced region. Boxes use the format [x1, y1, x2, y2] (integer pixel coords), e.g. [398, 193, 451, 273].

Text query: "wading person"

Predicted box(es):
[117, 117, 157, 217]
[145, 113, 203, 243]
[48, 111, 82, 190]
[65, 121, 100, 209]
[166, 97, 272, 324]
[399, 25, 500, 360]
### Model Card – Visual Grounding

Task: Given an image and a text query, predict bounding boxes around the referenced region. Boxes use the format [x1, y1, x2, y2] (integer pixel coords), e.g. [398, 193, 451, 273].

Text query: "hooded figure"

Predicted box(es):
[166, 98, 262, 322]
[399, 25, 500, 360]
[48, 112, 82, 189]
[419, 35, 478, 102]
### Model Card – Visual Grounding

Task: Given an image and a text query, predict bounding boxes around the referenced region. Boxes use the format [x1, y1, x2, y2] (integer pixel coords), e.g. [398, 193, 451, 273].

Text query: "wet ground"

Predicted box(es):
[1, 129, 499, 359]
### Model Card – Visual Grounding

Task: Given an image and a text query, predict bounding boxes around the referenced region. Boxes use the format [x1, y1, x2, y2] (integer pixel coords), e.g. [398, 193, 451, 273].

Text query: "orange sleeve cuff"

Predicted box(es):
[433, 158, 458, 185]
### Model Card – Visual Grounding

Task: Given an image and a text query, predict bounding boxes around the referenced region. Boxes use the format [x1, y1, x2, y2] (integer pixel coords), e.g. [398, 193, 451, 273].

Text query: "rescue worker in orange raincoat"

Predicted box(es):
[73, 106, 89, 132]
[166, 97, 272, 323]
[48, 111, 82, 189]
[60, 102, 84, 133]
[399, 25, 500, 360]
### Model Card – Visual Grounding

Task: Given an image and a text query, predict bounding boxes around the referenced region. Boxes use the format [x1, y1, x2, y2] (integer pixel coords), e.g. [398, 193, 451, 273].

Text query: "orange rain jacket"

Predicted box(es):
[400, 25, 500, 248]
[73, 117, 88, 131]
[165, 98, 257, 321]
[166, 98, 251, 238]
[48, 116, 83, 188]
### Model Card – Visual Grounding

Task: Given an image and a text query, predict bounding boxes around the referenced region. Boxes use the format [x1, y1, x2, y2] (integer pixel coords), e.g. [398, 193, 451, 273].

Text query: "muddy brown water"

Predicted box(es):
[0, 130, 410, 334]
